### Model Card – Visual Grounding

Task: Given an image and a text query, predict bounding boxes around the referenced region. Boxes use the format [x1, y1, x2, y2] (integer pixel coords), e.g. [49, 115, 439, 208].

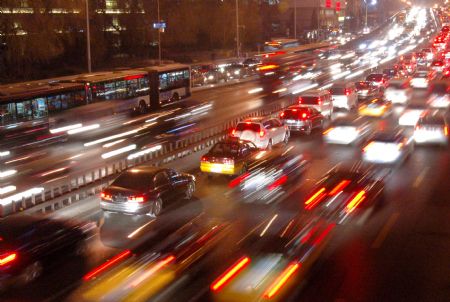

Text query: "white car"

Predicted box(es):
[362, 131, 413, 164]
[398, 105, 427, 126]
[323, 118, 372, 145]
[427, 81, 449, 109]
[330, 82, 358, 111]
[384, 80, 412, 105]
[410, 71, 434, 89]
[231, 117, 289, 150]
[297, 89, 333, 118]
[414, 114, 448, 145]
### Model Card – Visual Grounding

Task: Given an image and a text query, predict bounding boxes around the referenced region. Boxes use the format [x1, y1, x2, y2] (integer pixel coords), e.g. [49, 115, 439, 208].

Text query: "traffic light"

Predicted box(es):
[326, 0, 332, 8]
[336, 1, 341, 11]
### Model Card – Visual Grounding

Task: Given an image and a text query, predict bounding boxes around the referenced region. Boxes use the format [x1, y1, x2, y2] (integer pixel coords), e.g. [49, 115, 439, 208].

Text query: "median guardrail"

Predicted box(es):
[1, 98, 296, 218]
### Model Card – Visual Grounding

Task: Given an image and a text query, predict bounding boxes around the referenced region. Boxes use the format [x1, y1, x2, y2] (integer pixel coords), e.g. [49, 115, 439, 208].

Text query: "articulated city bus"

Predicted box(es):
[0, 64, 191, 137]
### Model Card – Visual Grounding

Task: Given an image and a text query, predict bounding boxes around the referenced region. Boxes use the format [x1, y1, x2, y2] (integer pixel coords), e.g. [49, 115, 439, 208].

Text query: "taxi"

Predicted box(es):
[200, 139, 261, 176]
[358, 98, 392, 117]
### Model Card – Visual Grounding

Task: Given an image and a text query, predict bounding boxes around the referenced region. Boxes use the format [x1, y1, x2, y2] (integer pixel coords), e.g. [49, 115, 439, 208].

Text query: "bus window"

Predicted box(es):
[72, 90, 86, 107]
[16, 100, 33, 120]
[138, 77, 149, 94]
[0, 103, 16, 124]
[47, 95, 62, 113]
[32, 98, 47, 119]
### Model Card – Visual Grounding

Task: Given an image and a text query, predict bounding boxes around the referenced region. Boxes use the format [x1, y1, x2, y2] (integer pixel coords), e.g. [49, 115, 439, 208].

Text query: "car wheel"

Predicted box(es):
[75, 240, 88, 256]
[305, 124, 312, 135]
[138, 100, 147, 114]
[266, 139, 273, 150]
[185, 182, 195, 200]
[283, 132, 289, 144]
[149, 198, 163, 217]
[172, 92, 180, 102]
[19, 261, 43, 285]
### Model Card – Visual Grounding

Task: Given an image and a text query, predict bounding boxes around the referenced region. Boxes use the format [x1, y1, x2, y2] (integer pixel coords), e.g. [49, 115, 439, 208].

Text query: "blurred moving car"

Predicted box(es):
[297, 89, 333, 119]
[303, 166, 385, 222]
[358, 98, 392, 117]
[355, 81, 380, 100]
[279, 106, 324, 135]
[362, 131, 413, 164]
[323, 117, 372, 145]
[366, 73, 389, 89]
[414, 114, 448, 145]
[230, 118, 289, 150]
[430, 59, 445, 73]
[384, 79, 412, 105]
[427, 80, 450, 109]
[410, 70, 436, 89]
[329, 82, 358, 111]
[101, 167, 195, 216]
[398, 104, 428, 126]
[383, 68, 399, 79]
[200, 139, 260, 176]
[228, 151, 308, 204]
[0, 216, 91, 291]
[210, 213, 335, 302]
[79, 217, 232, 302]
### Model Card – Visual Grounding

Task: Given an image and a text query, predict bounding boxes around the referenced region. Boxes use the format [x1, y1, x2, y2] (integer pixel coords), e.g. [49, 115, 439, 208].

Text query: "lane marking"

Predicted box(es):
[413, 167, 429, 188]
[371, 212, 400, 249]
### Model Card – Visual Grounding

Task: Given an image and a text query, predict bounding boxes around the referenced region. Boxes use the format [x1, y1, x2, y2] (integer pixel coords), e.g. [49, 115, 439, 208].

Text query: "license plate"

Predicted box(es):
[211, 164, 223, 173]
[286, 120, 296, 123]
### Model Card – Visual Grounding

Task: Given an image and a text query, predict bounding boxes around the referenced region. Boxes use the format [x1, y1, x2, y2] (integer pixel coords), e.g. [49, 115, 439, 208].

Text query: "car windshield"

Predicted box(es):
[210, 142, 240, 156]
[282, 109, 309, 119]
[236, 123, 260, 132]
[418, 117, 445, 126]
[387, 82, 405, 89]
[330, 87, 346, 95]
[112, 172, 155, 191]
[431, 84, 447, 94]
[367, 74, 383, 81]
[300, 96, 320, 105]
[355, 82, 370, 89]
[413, 72, 428, 78]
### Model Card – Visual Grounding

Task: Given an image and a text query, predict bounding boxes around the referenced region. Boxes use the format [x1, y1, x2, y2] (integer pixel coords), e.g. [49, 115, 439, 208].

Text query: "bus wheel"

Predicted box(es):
[139, 100, 147, 114]
[172, 93, 180, 102]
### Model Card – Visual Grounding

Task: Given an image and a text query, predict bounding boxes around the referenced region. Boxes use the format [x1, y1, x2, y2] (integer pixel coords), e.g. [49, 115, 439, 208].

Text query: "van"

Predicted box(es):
[329, 82, 358, 111]
[297, 89, 333, 118]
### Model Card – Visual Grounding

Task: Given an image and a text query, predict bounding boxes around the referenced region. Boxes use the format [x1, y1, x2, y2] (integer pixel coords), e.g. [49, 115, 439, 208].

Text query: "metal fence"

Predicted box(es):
[2, 98, 296, 217]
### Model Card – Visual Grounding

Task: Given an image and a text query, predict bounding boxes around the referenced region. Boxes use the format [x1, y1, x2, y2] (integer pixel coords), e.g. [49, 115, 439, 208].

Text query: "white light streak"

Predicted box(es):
[127, 145, 162, 160]
[67, 124, 100, 135]
[101, 144, 137, 159]
[50, 123, 82, 134]
[0, 170, 17, 178]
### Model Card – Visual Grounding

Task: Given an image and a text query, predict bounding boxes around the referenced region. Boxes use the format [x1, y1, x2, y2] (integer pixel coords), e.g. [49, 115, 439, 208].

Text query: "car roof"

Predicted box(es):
[418, 114, 446, 124]
[0, 215, 47, 240]
[331, 81, 353, 87]
[371, 131, 404, 142]
[242, 117, 266, 123]
[123, 166, 166, 175]
[300, 89, 327, 96]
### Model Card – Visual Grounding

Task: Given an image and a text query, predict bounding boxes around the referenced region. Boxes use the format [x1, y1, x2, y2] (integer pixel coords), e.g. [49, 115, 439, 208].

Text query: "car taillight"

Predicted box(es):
[268, 175, 288, 191]
[211, 256, 250, 292]
[298, 97, 303, 104]
[83, 250, 132, 281]
[304, 187, 326, 210]
[280, 112, 285, 118]
[318, 98, 322, 106]
[101, 192, 112, 201]
[231, 129, 236, 136]
[201, 156, 209, 162]
[345, 89, 350, 96]
[0, 252, 17, 267]
[228, 172, 250, 188]
[263, 261, 301, 299]
[301, 112, 308, 119]
[345, 190, 366, 213]
[445, 126, 448, 136]
[259, 130, 266, 138]
[128, 195, 146, 203]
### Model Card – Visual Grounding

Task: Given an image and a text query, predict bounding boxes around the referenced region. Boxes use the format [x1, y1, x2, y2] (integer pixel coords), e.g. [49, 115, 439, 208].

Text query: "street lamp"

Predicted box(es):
[364, 0, 377, 30]
[157, 0, 161, 65]
[85, 0, 92, 73]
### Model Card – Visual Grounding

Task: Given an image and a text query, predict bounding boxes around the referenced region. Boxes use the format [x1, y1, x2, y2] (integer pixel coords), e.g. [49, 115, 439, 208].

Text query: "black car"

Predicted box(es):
[0, 215, 91, 290]
[355, 81, 380, 100]
[101, 166, 195, 216]
[279, 105, 324, 135]
[304, 166, 385, 223]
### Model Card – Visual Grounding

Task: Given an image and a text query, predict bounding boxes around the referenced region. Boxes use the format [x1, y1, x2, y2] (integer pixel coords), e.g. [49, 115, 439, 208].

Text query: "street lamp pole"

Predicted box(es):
[365, 0, 368, 28]
[85, 0, 92, 73]
[236, 0, 240, 58]
[294, 0, 297, 39]
[157, 0, 161, 65]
